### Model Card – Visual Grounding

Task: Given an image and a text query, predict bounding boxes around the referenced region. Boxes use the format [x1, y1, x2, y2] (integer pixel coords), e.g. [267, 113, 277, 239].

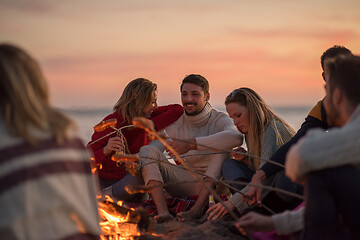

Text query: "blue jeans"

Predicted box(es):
[222, 158, 255, 192]
[274, 170, 303, 202]
[99, 172, 148, 203]
[304, 165, 360, 240]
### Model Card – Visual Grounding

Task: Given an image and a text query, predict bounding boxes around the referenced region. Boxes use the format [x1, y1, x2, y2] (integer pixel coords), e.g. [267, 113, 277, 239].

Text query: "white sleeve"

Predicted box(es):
[196, 114, 243, 151]
[286, 119, 360, 181]
[272, 206, 304, 235]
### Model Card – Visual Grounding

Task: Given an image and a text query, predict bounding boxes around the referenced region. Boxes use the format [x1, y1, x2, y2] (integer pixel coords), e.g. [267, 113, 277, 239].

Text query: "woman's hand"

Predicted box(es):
[232, 147, 249, 164]
[206, 200, 235, 220]
[243, 170, 266, 206]
[103, 136, 125, 156]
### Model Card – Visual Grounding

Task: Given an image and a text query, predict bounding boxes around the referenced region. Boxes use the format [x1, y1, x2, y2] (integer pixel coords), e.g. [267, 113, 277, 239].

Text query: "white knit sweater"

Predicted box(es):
[164, 102, 243, 178]
[286, 104, 360, 182]
[272, 205, 304, 235]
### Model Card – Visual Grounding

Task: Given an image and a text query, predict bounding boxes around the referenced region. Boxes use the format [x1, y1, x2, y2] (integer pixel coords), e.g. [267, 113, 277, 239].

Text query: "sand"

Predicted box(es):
[140, 216, 247, 240]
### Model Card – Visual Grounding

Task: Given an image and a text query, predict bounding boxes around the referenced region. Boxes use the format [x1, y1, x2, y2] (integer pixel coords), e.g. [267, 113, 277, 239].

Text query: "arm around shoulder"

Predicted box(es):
[150, 104, 183, 130]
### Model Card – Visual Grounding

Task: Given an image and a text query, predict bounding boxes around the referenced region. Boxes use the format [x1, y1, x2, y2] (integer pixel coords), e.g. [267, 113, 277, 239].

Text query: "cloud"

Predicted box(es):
[40, 46, 322, 107]
[229, 28, 359, 42]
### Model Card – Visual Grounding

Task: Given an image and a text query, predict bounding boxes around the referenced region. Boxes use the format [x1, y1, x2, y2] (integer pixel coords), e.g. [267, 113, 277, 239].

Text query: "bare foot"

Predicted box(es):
[154, 213, 174, 223]
[177, 209, 202, 222]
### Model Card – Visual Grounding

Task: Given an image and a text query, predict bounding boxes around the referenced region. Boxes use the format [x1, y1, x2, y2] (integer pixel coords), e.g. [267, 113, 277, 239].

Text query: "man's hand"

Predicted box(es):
[243, 170, 266, 205]
[235, 211, 275, 234]
[103, 137, 125, 156]
[166, 138, 197, 157]
[206, 200, 235, 220]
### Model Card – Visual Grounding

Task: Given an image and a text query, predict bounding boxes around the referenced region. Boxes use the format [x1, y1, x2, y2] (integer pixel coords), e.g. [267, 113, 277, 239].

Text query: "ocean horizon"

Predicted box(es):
[63, 105, 313, 144]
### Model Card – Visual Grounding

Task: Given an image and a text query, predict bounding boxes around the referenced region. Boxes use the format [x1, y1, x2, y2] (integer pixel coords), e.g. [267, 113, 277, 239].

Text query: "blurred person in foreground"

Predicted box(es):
[0, 43, 100, 239]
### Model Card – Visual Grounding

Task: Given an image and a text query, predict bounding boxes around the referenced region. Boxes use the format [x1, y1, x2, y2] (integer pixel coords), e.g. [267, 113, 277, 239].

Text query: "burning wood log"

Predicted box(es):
[98, 201, 151, 239]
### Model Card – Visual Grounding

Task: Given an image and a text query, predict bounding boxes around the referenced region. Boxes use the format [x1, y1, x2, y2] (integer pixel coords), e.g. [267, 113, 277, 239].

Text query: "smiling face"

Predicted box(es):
[226, 102, 249, 134]
[181, 83, 209, 116]
[143, 91, 158, 118]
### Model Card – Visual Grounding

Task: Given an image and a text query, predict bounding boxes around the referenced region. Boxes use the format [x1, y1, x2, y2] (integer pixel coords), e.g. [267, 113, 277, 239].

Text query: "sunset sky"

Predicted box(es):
[1, 0, 360, 109]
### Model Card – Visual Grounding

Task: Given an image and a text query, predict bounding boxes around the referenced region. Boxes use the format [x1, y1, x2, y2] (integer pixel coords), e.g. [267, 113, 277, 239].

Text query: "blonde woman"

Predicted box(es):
[0, 43, 100, 239]
[207, 87, 295, 220]
[88, 78, 183, 202]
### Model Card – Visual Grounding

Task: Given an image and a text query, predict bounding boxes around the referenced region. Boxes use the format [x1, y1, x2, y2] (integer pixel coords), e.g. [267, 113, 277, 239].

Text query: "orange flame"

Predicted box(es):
[98, 200, 140, 239]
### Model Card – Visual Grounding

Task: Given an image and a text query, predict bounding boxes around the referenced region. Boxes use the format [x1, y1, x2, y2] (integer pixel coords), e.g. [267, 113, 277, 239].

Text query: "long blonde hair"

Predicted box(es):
[225, 87, 294, 169]
[0, 43, 75, 144]
[113, 78, 157, 124]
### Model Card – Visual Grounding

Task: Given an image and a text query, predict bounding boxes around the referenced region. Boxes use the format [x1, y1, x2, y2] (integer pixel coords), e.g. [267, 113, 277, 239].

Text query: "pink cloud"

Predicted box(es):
[229, 28, 359, 43]
[41, 46, 325, 108]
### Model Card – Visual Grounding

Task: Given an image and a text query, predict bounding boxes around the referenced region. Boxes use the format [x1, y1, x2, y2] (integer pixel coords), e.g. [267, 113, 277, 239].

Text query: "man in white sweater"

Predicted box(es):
[139, 74, 243, 222]
[286, 55, 360, 239]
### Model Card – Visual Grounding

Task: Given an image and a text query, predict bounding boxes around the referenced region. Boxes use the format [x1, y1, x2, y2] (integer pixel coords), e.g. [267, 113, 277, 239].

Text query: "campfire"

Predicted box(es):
[97, 197, 151, 240]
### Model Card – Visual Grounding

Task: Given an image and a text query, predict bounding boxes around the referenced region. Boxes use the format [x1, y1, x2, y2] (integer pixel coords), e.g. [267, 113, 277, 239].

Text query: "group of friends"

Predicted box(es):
[0, 43, 359, 240]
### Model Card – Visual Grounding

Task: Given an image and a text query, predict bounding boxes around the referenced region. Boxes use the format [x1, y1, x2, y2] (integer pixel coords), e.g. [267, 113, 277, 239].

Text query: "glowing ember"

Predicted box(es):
[98, 201, 141, 240]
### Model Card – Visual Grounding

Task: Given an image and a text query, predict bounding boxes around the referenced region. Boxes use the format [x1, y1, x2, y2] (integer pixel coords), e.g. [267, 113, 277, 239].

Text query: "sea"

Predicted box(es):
[63, 106, 313, 144]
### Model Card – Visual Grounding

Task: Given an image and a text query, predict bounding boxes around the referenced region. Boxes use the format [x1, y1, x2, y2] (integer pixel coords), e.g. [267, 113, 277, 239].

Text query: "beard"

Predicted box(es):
[183, 102, 201, 116]
[325, 97, 341, 127]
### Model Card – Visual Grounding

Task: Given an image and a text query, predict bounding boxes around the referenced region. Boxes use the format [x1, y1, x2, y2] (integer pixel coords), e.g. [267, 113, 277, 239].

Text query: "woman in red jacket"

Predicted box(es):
[88, 78, 183, 202]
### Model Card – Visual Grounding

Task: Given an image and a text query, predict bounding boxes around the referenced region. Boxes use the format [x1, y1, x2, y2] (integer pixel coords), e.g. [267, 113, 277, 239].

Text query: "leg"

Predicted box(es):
[111, 172, 148, 202]
[303, 166, 358, 240]
[140, 144, 201, 222]
[177, 180, 215, 221]
[99, 173, 147, 202]
[330, 165, 360, 239]
[222, 158, 254, 192]
[179, 154, 227, 221]
[148, 180, 174, 223]
[274, 171, 303, 202]
[304, 171, 338, 240]
[270, 171, 303, 211]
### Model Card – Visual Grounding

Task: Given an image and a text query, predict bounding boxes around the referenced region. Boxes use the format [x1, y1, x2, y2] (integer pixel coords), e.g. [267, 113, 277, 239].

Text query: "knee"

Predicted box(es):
[222, 157, 235, 167]
[222, 159, 239, 177]
[139, 145, 162, 165]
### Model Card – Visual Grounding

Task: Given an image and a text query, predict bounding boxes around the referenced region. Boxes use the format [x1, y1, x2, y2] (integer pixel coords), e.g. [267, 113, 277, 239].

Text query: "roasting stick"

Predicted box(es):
[90, 118, 299, 217]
